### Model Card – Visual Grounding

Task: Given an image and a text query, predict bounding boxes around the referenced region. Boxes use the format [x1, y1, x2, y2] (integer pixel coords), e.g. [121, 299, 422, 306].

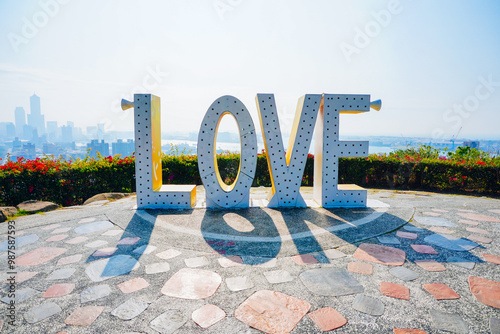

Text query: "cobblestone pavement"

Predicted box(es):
[0, 189, 499, 333]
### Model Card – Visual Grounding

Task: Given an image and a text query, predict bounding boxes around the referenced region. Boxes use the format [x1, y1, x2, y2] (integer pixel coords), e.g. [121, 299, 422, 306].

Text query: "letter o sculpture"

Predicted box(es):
[197, 95, 257, 208]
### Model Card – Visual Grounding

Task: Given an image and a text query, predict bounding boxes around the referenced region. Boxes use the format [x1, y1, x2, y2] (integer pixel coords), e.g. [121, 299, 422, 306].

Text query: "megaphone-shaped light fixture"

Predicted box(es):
[121, 99, 134, 111]
[370, 99, 382, 111]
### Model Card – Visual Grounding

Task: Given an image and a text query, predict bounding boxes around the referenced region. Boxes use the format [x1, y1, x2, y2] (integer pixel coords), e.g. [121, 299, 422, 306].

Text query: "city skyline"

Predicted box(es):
[1, 1, 500, 141]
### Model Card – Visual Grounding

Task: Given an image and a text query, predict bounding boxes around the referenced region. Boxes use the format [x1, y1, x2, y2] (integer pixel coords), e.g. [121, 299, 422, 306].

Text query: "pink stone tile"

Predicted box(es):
[432, 209, 448, 213]
[308, 307, 347, 331]
[218, 255, 243, 268]
[42, 283, 76, 298]
[429, 227, 454, 234]
[291, 254, 318, 266]
[235, 290, 311, 334]
[393, 329, 427, 334]
[161, 268, 222, 300]
[348, 262, 373, 275]
[489, 209, 500, 214]
[42, 223, 61, 230]
[469, 276, 500, 309]
[93, 247, 118, 257]
[396, 231, 418, 240]
[468, 234, 493, 244]
[466, 227, 488, 235]
[353, 243, 406, 266]
[65, 236, 88, 244]
[457, 212, 500, 222]
[46, 234, 69, 242]
[7, 271, 38, 284]
[458, 219, 479, 226]
[52, 227, 71, 234]
[482, 253, 500, 265]
[380, 281, 410, 300]
[414, 259, 446, 272]
[57, 254, 82, 266]
[422, 283, 460, 300]
[16, 247, 67, 267]
[117, 237, 141, 245]
[192, 304, 226, 328]
[410, 245, 438, 255]
[117, 277, 149, 294]
[458, 209, 475, 213]
[64, 306, 105, 326]
[422, 212, 441, 217]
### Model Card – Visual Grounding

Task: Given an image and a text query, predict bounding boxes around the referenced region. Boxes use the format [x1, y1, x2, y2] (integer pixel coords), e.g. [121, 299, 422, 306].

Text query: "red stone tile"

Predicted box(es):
[192, 304, 226, 328]
[308, 307, 347, 331]
[458, 212, 500, 222]
[93, 247, 118, 257]
[468, 234, 493, 244]
[161, 268, 222, 300]
[64, 306, 105, 326]
[16, 247, 67, 267]
[65, 236, 88, 244]
[421, 212, 441, 217]
[46, 234, 69, 242]
[422, 283, 460, 300]
[348, 262, 373, 275]
[57, 254, 82, 266]
[414, 259, 446, 272]
[52, 227, 71, 234]
[291, 254, 318, 266]
[466, 227, 488, 234]
[42, 223, 61, 230]
[117, 237, 141, 245]
[380, 281, 410, 300]
[429, 227, 454, 234]
[42, 283, 76, 298]
[117, 277, 149, 294]
[393, 329, 427, 334]
[482, 253, 500, 265]
[218, 255, 243, 268]
[410, 245, 438, 255]
[235, 290, 311, 333]
[469, 276, 500, 309]
[458, 219, 479, 226]
[396, 231, 418, 239]
[353, 243, 406, 266]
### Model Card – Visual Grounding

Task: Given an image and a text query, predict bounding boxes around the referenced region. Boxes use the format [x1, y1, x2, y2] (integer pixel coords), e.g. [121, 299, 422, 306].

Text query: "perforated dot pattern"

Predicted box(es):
[257, 93, 322, 207]
[313, 94, 370, 207]
[197, 95, 257, 208]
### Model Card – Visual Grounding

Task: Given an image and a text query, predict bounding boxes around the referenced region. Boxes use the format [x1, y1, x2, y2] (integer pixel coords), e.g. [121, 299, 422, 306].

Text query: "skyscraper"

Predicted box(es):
[28, 93, 45, 134]
[14, 107, 26, 136]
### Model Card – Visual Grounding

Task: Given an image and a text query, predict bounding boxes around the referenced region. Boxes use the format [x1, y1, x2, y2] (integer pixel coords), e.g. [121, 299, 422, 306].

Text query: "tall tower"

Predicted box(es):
[28, 93, 45, 134]
[14, 107, 26, 137]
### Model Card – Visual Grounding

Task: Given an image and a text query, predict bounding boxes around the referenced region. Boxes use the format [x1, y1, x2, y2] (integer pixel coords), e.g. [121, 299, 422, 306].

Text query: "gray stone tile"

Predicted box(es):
[299, 268, 364, 296]
[156, 249, 182, 260]
[490, 317, 500, 334]
[24, 302, 62, 323]
[85, 255, 140, 282]
[352, 295, 384, 316]
[424, 233, 478, 251]
[263, 270, 294, 284]
[150, 310, 187, 334]
[145, 262, 171, 274]
[1, 287, 39, 304]
[414, 217, 457, 227]
[447, 256, 476, 269]
[389, 267, 419, 281]
[377, 236, 401, 245]
[322, 248, 347, 259]
[226, 276, 253, 292]
[111, 298, 149, 320]
[75, 221, 113, 234]
[0, 234, 39, 251]
[46, 268, 76, 280]
[403, 225, 424, 232]
[85, 240, 108, 248]
[81, 284, 111, 303]
[133, 244, 157, 255]
[430, 310, 468, 334]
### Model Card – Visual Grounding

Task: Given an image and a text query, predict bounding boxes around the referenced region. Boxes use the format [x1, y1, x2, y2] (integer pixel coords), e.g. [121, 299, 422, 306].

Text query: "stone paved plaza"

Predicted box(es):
[0, 188, 499, 333]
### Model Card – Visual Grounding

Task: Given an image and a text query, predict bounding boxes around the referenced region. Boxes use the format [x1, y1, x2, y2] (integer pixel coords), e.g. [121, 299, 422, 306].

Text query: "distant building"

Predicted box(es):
[14, 107, 26, 137]
[112, 139, 134, 157]
[28, 93, 45, 134]
[87, 139, 109, 158]
[22, 143, 36, 160]
[61, 125, 73, 143]
[464, 141, 480, 149]
[12, 137, 22, 150]
[46, 121, 58, 142]
[0, 122, 15, 139]
[43, 143, 63, 155]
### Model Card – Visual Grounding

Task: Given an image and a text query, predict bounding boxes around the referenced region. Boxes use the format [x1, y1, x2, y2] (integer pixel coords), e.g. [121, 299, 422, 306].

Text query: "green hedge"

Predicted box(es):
[1, 147, 499, 207]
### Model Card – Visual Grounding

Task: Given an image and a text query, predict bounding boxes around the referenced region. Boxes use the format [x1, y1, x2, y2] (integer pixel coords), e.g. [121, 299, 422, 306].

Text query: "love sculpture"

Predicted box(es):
[121, 93, 381, 209]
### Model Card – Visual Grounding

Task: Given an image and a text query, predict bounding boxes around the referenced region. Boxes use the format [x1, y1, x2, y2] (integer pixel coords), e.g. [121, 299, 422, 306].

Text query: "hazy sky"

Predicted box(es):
[1, 0, 499, 140]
